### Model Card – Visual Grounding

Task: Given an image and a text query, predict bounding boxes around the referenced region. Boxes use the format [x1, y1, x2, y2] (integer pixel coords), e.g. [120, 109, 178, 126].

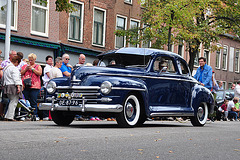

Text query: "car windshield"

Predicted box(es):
[99, 53, 151, 68]
[216, 91, 224, 100]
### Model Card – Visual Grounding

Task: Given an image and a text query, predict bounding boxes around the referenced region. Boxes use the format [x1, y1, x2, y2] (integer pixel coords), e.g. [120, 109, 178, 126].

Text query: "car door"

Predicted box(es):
[177, 59, 194, 111]
[146, 55, 181, 112]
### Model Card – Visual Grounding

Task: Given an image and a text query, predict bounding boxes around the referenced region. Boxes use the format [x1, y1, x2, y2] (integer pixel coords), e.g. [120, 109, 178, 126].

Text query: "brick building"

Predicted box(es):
[0, 0, 239, 88]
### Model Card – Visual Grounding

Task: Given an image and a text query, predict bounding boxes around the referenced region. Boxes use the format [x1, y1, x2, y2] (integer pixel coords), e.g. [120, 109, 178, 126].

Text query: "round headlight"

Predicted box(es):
[46, 81, 56, 94]
[100, 81, 112, 95]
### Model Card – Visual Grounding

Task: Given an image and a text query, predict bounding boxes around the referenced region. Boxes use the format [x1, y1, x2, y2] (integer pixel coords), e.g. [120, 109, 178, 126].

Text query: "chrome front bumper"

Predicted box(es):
[39, 103, 123, 113]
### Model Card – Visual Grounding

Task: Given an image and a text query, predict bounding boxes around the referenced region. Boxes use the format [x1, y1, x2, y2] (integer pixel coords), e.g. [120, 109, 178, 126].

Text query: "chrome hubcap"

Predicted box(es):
[197, 107, 204, 118]
[126, 102, 134, 118]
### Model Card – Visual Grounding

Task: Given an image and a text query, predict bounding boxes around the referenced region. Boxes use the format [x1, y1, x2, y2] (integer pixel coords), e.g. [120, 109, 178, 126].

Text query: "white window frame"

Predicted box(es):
[194, 45, 201, 67]
[204, 49, 210, 65]
[31, 0, 49, 37]
[222, 45, 228, 71]
[177, 40, 184, 58]
[235, 49, 239, 73]
[124, 0, 132, 4]
[115, 15, 127, 49]
[0, 0, 18, 31]
[215, 44, 221, 69]
[92, 7, 106, 47]
[222, 81, 226, 90]
[141, 24, 151, 48]
[129, 18, 140, 48]
[68, 0, 84, 43]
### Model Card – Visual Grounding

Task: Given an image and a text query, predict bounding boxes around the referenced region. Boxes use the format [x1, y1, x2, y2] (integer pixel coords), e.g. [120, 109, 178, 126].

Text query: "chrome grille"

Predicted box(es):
[56, 86, 101, 105]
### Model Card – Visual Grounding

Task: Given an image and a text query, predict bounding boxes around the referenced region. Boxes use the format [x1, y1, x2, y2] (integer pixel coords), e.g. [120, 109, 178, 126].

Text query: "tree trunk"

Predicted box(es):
[188, 46, 198, 73]
[167, 26, 172, 51]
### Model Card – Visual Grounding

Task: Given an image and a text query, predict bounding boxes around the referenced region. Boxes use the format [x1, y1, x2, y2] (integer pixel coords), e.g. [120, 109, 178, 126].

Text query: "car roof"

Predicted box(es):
[97, 48, 183, 59]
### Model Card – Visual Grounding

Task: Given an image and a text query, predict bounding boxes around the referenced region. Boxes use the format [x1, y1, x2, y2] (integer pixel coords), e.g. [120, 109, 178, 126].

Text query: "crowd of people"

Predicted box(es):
[0, 49, 115, 122]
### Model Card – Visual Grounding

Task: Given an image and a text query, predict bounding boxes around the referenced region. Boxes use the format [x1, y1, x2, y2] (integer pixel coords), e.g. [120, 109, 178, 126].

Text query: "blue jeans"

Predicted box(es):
[23, 88, 40, 117]
[228, 111, 238, 120]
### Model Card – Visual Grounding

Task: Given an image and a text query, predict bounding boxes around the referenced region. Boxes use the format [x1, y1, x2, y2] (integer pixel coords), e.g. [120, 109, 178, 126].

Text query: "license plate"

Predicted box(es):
[58, 100, 81, 106]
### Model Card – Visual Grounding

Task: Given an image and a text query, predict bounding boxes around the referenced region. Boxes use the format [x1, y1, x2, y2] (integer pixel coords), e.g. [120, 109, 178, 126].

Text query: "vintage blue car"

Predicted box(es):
[40, 48, 214, 127]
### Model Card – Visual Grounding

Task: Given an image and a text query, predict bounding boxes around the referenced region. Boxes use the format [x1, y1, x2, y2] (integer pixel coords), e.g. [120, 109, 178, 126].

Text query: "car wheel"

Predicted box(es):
[190, 102, 208, 126]
[116, 95, 141, 127]
[51, 111, 75, 126]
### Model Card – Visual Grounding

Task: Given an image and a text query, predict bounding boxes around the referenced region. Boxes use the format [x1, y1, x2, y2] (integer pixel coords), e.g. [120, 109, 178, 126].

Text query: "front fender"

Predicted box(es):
[191, 84, 214, 115]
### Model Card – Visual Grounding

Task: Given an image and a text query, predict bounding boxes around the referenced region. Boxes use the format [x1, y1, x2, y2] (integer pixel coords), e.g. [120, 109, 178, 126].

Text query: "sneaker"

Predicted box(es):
[43, 117, 49, 121]
[90, 117, 96, 121]
[95, 117, 102, 121]
[35, 117, 40, 121]
[20, 117, 25, 121]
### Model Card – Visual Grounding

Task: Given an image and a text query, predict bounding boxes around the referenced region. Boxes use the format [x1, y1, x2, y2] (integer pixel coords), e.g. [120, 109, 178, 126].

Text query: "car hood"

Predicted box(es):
[71, 66, 146, 80]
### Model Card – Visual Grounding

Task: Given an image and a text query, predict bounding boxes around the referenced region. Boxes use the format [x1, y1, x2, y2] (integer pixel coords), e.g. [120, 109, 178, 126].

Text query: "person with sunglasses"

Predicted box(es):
[60, 54, 73, 77]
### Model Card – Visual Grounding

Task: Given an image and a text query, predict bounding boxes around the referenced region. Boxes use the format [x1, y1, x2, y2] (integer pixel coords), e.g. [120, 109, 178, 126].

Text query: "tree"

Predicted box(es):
[38, 0, 75, 13]
[116, 0, 240, 72]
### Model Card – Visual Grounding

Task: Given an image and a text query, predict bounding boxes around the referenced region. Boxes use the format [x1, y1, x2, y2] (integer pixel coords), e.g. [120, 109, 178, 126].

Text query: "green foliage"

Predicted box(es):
[37, 0, 75, 13]
[117, 0, 240, 71]
[55, 0, 76, 13]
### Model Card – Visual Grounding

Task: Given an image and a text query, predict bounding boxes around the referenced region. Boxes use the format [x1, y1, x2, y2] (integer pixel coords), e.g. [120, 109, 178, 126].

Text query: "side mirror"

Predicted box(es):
[160, 66, 167, 73]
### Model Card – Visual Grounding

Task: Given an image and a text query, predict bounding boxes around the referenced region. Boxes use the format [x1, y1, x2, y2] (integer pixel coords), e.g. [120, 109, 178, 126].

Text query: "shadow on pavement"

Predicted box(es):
[38, 121, 193, 129]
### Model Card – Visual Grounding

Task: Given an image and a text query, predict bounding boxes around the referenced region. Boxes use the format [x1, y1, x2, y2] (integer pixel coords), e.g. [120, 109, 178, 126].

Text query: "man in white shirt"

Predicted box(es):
[234, 81, 240, 101]
[74, 54, 86, 68]
[42, 55, 53, 87]
[49, 57, 63, 79]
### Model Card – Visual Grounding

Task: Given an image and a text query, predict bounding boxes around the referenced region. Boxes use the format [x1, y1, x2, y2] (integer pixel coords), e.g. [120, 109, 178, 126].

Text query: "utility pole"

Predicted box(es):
[4, 0, 12, 59]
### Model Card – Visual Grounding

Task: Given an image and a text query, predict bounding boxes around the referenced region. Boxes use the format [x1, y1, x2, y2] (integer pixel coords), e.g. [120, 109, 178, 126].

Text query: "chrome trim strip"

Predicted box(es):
[97, 73, 195, 83]
[112, 87, 146, 91]
[150, 112, 194, 117]
[71, 80, 82, 82]
[39, 103, 123, 113]
[56, 93, 100, 96]
[57, 86, 100, 90]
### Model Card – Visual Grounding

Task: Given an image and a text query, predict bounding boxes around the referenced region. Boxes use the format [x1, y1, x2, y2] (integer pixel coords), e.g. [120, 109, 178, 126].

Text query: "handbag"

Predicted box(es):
[23, 78, 32, 88]
[23, 65, 37, 88]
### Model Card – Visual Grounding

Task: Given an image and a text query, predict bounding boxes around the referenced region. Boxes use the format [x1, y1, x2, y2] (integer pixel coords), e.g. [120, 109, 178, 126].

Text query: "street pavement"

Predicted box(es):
[0, 120, 240, 160]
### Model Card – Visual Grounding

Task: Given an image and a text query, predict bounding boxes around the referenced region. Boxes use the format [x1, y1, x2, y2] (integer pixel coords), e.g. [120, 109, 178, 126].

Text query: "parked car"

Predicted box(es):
[40, 48, 214, 127]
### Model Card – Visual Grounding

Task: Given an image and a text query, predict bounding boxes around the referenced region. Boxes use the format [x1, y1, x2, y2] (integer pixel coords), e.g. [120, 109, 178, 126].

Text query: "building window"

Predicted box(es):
[222, 46, 228, 70]
[69, 1, 83, 42]
[194, 50, 200, 66]
[236, 49, 239, 72]
[178, 40, 184, 57]
[0, 0, 18, 30]
[204, 50, 210, 65]
[222, 81, 226, 90]
[215, 46, 221, 69]
[129, 19, 140, 47]
[142, 24, 151, 48]
[93, 8, 105, 46]
[115, 16, 127, 49]
[124, 0, 132, 4]
[31, 0, 49, 37]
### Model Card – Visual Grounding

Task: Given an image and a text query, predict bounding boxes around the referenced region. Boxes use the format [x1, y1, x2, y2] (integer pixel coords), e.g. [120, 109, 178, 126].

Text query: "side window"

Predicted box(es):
[179, 60, 190, 75]
[153, 56, 176, 73]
